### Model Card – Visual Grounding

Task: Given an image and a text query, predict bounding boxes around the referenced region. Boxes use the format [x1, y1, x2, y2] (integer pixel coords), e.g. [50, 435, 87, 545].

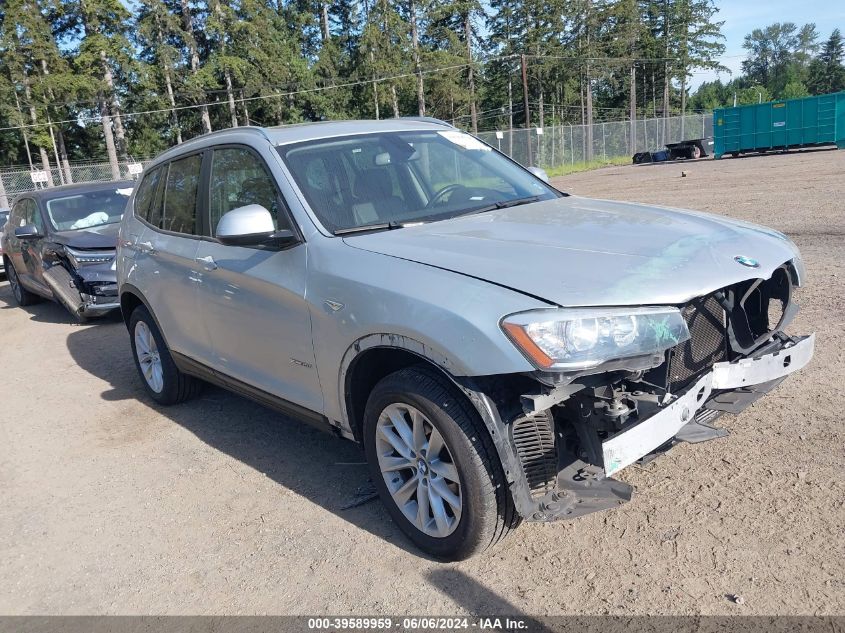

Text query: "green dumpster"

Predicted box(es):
[713, 91, 845, 159]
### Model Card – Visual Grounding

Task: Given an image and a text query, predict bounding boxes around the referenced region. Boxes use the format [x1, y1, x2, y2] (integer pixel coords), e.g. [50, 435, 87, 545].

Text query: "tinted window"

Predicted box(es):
[209, 148, 289, 236]
[134, 167, 162, 225]
[162, 155, 201, 235]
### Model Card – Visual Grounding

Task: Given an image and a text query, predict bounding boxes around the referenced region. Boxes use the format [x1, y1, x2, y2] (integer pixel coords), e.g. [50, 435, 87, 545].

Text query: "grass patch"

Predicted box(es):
[544, 156, 630, 177]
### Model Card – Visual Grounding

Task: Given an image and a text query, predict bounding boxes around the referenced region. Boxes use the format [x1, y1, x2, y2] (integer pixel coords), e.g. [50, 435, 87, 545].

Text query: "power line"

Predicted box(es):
[0, 59, 503, 133]
[4, 48, 703, 132]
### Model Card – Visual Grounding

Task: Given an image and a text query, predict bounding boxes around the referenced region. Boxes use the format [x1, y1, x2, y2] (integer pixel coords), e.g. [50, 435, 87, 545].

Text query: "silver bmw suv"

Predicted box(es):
[117, 119, 814, 560]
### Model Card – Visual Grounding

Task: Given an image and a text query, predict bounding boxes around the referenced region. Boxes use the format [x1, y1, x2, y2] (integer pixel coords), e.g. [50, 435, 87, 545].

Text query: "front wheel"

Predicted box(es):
[5, 259, 40, 306]
[363, 365, 518, 560]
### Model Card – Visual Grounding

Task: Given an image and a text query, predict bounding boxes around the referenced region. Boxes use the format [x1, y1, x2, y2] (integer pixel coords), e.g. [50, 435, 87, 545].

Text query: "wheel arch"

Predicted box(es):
[338, 334, 537, 518]
[339, 335, 458, 443]
[119, 284, 171, 348]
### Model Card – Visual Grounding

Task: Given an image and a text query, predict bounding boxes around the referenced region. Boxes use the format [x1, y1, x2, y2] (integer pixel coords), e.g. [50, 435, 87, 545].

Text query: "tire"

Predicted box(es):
[363, 365, 519, 560]
[128, 305, 203, 405]
[5, 258, 40, 306]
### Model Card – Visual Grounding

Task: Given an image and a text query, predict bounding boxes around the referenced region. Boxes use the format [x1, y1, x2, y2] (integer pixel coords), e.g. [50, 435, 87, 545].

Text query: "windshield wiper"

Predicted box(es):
[335, 220, 424, 235]
[463, 195, 542, 216]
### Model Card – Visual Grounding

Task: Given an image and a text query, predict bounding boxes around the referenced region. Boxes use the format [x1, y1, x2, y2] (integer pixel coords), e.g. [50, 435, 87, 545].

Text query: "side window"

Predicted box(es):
[13, 199, 43, 231]
[27, 201, 44, 232]
[162, 154, 201, 235]
[10, 199, 28, 228]
[209, 147, 289, 235]
[134, 166, 162, 224]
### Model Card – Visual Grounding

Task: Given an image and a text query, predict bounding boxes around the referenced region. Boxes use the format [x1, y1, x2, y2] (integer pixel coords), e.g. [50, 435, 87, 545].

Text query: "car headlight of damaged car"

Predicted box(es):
[501, 307, 690, 371]
[65, 246, 115, 269]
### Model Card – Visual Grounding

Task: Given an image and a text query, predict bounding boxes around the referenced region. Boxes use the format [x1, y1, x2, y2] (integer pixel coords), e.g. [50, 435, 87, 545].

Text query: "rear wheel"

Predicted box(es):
[363, 365, 518, 560]
[5, 259, 40, 306]
[129, 305, 202, 405]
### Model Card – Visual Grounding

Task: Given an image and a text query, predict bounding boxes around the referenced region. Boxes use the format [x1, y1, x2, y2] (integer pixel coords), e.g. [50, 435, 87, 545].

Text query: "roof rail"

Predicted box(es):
[195, 125, 272, 142]
[399, 116, 455, 129]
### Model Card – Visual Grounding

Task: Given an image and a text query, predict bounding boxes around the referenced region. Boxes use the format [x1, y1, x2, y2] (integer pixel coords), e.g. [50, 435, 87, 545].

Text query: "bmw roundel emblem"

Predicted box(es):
[734, 255, 760, 268]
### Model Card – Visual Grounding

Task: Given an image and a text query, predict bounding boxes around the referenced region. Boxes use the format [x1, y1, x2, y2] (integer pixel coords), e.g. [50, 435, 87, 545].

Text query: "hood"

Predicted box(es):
[52, 222, 120, 249]
[343, 196, 801, 307]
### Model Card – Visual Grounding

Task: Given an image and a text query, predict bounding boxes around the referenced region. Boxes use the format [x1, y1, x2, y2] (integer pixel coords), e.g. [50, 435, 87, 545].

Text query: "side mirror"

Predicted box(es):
[15, 224, 43, 240]
[216, 204, 297, 248]
[526, 166, 550, 184]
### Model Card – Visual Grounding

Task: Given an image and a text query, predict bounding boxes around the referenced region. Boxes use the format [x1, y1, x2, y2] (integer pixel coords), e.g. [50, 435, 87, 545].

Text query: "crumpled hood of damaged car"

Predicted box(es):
[342, 196, 801, 307]
[52, 222, 120, 249]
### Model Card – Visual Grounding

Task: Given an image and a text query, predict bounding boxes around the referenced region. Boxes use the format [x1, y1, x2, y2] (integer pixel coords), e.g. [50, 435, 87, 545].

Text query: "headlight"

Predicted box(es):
[65, 246, 115, 268]
[501, 307, 690, 371]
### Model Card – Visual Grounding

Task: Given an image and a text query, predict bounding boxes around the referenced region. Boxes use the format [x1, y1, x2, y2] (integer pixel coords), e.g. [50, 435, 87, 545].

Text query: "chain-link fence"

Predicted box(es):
[0, 160, 148, 208]
[0, 113, 714, 207]
[477, 113, 714, 168]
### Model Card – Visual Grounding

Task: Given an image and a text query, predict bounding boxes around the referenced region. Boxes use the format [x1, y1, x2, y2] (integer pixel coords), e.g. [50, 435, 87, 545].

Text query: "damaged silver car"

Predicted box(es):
[2, 181, 133, 320]
[117, 120, 813, 560]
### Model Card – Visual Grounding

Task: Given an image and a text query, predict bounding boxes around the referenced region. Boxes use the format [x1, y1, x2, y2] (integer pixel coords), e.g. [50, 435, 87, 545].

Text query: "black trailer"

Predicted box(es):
[633, 137, 714, 164]
[665, 137, 713, 159]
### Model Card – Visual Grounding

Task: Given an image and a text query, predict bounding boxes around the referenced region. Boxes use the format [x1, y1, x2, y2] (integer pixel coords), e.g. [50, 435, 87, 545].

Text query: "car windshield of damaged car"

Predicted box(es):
[45, 187, 133, 231]
[278, 131, 560, 234]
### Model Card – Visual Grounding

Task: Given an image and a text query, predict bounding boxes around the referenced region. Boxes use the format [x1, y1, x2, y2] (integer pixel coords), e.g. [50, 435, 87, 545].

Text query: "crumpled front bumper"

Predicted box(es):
[602, 333, 815, 476]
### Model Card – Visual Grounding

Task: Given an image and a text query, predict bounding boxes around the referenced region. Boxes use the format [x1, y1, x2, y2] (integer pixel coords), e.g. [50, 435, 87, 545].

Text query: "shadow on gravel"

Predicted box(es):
[64, 318, 423, 557]
[427, 568, 551, 628]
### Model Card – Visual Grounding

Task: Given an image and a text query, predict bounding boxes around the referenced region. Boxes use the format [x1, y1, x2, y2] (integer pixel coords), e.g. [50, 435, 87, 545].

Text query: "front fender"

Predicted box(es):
[307, 239, 549, 426]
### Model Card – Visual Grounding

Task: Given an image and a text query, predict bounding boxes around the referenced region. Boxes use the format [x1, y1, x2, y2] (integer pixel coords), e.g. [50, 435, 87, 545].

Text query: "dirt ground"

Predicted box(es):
[1, 148, 843, 616]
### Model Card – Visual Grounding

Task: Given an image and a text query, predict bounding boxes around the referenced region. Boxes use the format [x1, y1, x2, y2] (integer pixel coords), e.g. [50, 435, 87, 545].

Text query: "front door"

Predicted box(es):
[194, 146, 323, 413]
[7, 198, 49, 296]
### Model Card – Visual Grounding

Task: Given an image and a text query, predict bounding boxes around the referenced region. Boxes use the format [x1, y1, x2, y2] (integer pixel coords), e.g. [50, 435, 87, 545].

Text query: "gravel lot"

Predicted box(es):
[1, 148, 843, 616]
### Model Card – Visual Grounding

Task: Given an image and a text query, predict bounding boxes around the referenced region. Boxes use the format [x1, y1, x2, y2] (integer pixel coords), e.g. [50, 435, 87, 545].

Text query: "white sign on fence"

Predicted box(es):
[127, 163, 144, 176]
[535, 128, 544, 135]
[495, 131, 504, 139]
[30, 170, 49, 184]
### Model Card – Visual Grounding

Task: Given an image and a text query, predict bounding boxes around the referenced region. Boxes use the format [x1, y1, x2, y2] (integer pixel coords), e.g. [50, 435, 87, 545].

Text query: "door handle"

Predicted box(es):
[137, 241, 157, 254]
[195, 255, 218, 271]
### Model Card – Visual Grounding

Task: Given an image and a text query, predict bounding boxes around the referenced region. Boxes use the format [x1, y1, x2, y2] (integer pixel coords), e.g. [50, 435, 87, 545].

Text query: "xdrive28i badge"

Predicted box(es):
[734, 255, 760, 268]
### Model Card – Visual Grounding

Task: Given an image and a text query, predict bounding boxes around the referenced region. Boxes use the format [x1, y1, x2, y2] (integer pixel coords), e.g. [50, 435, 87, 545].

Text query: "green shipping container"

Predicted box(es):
[713, 91, 845, 159]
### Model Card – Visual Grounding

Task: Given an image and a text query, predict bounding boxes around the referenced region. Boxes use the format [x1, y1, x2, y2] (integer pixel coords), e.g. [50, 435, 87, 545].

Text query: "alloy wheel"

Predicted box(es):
[134, 320, 164, 393]
[375, 403, 463, 538]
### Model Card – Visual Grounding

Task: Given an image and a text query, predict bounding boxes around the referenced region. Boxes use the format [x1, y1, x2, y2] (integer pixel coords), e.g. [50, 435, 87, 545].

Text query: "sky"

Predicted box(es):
[690, 0, 845, 89]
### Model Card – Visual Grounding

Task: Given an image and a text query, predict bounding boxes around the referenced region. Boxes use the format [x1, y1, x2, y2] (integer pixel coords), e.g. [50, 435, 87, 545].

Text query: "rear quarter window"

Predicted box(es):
[134, 166, 162, 225]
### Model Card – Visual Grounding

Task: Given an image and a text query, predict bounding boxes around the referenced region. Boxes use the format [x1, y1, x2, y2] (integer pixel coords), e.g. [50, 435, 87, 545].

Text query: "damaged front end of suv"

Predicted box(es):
[475, 261, 813, 522]
[42, 242, 120, 320]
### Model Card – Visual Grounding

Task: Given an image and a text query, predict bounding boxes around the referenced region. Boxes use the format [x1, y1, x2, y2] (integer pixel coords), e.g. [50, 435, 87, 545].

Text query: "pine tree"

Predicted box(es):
[136, 0, 185, 144]
[807, 29, 845, 94]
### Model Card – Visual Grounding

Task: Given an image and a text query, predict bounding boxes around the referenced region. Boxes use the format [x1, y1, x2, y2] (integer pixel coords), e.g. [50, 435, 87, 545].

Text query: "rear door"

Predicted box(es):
[193, 145, 323, 413]
[131, 153, 210, 364]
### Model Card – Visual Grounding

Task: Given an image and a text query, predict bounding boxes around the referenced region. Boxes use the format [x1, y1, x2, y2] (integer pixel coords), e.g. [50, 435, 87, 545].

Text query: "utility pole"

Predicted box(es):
[584, 0, 593, 160]
[630, 64, 637, 153]
[521, 54, 533, 166]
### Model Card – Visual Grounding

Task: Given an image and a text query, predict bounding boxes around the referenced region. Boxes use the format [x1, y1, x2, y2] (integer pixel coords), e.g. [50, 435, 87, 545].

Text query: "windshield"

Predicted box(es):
[45, 187, 133, 231]
[277, 130, 559, 233]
